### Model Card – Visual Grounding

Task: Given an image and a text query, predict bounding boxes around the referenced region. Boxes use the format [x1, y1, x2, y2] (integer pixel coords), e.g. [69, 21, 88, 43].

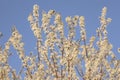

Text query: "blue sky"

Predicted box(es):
[0, 0, 120, 74]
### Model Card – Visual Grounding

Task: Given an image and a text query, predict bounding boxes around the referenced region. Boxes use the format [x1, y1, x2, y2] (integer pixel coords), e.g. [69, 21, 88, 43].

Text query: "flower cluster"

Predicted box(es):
[9, 27, 25, 59]
[0, 4, 120, 80]
[79, 16, 86, 41]
[99, 7, 112, 39]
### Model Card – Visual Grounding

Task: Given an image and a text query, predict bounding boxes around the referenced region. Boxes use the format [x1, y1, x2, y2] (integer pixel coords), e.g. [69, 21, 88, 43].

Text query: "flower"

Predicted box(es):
[79, 16, 85, 27]
[54, 13, 61, 24]
[65, 16, 72, 25]
[33, 4, 39, 17]
[89, 36, 95, 42]
[72, 15, 79, 26]
[107, 18, 112, 23]
[101, 7, 107, 18]
[48, 10, 55, 15]
[28, 14, 33, 22]
[73, 15, 79, 21]
[19, 42, 24, 48]
[33, 4, 39, 11]
[55, 13, 61, 20]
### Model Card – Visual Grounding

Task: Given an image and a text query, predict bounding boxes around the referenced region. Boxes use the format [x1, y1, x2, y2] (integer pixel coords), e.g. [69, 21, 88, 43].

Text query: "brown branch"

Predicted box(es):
[83, 39, 88, 58]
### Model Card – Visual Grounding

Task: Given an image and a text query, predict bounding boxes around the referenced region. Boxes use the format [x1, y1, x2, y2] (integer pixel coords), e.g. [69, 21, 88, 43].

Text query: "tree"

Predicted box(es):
[0, 4, 120, 80]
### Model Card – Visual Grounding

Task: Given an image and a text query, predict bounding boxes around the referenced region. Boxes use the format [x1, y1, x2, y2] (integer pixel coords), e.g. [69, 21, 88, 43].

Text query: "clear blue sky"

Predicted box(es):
[0, 0, 120, 74]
